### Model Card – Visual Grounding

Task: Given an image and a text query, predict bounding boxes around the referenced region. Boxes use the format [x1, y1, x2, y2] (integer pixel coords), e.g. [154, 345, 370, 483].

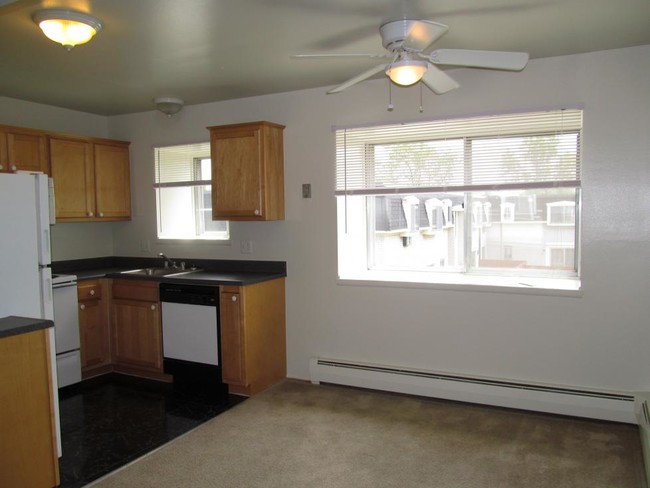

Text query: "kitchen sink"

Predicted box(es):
[120, 267, 201, 277]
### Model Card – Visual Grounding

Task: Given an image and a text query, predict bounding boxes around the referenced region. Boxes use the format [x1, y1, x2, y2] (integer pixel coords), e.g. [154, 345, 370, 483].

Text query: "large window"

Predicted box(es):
[154, 142, 229, 240]
[336, 109, 582, 290]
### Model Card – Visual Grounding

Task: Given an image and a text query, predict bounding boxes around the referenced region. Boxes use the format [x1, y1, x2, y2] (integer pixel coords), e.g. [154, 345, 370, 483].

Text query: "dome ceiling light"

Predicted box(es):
[154, 97, 184, 117]
[32, 9, 103, 51]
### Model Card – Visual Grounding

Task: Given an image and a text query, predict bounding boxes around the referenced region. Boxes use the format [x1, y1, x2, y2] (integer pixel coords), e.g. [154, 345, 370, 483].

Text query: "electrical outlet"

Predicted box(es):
[240, 240, 253, 254]
[140, 240, 151, 252]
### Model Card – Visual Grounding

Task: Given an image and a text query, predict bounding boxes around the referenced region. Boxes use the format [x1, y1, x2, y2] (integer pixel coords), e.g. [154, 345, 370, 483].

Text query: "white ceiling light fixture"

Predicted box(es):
[154, 97, 184, 117]
[32, 9, 103, 51]
[386, 56, 428, 86]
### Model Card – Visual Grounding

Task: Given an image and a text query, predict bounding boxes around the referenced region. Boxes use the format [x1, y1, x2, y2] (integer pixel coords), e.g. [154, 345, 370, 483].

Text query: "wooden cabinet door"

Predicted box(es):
[79, 299, 110, 372]
[211, 126, 263, 219]
[0, 330, 59, 487]
[219, 289, 246, 385]
[94, 142, 131, 219]
[112, 299, 162, 372]
[50, 137, 95, 219]
[1, 128, 48, 174]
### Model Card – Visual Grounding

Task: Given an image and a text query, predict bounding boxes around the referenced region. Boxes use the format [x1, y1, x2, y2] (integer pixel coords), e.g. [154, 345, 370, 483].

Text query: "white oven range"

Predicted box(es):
[52, 273, 81, 388]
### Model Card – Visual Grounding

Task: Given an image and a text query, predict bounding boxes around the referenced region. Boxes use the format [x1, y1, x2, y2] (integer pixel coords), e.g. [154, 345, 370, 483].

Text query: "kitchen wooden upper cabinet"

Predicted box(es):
[0, 125, 49, 174]
[208, 121, 285, 221]
[50, 137, 94, 219]
[111, 280, 163, 374]
[50, 136, 131, 222]
[78, 279, 110, 378]
[94, 142, 131, 219]
[219, 278, 286, 396]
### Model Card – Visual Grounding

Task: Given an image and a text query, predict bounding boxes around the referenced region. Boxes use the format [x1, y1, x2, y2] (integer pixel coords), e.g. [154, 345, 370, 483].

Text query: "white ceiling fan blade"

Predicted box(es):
[428, 49, 529, 71]
[292, 54, 389, 59]
[327, 64, 387, 94]
[402, 20, 449, 52]
[420, 64, 460, 95]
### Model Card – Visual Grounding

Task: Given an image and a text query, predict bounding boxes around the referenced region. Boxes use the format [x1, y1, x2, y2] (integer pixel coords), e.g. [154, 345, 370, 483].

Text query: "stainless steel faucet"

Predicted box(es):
[158, 253, 177, 268]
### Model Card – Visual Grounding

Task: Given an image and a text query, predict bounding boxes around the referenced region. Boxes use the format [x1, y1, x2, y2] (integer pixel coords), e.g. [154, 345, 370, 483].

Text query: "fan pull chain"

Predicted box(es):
[419, 83, 424, 113]
[387, 79, 394, 111]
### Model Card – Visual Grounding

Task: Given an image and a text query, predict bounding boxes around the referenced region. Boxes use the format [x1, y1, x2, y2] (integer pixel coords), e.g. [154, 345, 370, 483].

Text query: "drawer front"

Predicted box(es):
[112, 280, 159, 302]
[78, 280, 102, 300]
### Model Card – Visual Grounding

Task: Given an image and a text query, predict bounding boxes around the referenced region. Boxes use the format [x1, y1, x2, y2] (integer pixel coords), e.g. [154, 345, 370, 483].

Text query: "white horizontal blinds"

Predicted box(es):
[335, 109, 582, 195]
[154, 142, 211, 188]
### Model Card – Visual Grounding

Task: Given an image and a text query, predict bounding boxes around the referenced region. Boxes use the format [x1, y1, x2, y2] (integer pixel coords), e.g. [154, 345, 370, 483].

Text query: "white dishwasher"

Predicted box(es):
[160, 283, 224, 390]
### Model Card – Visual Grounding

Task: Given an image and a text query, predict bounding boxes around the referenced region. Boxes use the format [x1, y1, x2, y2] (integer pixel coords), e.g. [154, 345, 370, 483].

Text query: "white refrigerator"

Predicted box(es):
[0, 171, 62, 456]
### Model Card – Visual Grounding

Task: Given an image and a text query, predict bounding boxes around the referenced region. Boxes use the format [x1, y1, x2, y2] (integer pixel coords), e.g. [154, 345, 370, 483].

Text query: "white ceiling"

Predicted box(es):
[1, 0, 649, 116]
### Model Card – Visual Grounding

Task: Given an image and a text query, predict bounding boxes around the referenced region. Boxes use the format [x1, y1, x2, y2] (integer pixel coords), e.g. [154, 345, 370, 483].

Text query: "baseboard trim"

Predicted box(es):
[310, 357, 636, 424]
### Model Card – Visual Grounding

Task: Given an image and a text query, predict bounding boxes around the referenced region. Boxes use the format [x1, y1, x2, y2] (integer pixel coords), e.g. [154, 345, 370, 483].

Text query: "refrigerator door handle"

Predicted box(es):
[40, 267, 54, 321]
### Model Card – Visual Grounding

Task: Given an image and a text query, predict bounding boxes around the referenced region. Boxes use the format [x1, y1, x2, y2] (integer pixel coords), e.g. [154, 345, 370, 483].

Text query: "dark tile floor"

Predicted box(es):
[57, 373, 245, 488]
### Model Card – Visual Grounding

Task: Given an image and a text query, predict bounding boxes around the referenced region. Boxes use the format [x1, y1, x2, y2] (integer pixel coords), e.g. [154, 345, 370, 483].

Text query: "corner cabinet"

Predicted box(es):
[0, 125, 49, 174]
[208, 121, 285, 221]
[111, 280, 164, 377]
[50, 136, 131, 222]
[219, 278, 286, 396]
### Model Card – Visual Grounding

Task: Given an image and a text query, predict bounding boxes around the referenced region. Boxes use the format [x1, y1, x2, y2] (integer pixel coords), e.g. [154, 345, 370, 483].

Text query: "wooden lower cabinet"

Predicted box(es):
[0, 328, 59, 488]
[219, 278, 286, 396]
[78, 279, 111, 378]
[76, 277, 286, 391]
[111, 280, 164, 375]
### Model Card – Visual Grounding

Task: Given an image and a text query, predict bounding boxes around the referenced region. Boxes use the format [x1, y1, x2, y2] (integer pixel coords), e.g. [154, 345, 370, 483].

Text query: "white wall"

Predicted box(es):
[3, 46, 648, 393]
[104, 45, 650, 393]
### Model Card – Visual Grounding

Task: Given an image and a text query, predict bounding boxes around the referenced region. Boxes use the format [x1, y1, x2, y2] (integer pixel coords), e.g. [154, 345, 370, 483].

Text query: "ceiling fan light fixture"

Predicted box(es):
[386, 59, 428, 86]
[32, 9, 102, 51]
[154, 97, 184, 117]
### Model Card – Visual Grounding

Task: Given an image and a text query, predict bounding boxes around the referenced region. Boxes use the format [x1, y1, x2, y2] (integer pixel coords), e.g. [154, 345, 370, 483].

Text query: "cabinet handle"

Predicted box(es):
[151, 304, 156, 310]
[231, 295, 238, 302]
[99, 212, 104, 217]
[90, 289, 95, 296]
[0, 164, 3, 170]
[254, 209, 260, 216]
[10, 164, 17, 171]
[88, 211, 94, 217]
[80, 304, 86, 310]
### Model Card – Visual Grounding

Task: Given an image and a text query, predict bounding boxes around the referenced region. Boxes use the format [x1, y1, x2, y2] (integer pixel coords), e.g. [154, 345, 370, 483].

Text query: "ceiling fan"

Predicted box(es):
[294, 19, 529, 95]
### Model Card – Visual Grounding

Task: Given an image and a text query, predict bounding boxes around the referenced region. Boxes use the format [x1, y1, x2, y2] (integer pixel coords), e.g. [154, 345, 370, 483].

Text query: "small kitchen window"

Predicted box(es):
[153, 142, 229, 240]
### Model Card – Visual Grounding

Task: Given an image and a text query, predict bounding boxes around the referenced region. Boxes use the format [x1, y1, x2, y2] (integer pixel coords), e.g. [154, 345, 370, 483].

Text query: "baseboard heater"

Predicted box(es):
[636, 396, 650, 487]
[309, 357, 636, 424]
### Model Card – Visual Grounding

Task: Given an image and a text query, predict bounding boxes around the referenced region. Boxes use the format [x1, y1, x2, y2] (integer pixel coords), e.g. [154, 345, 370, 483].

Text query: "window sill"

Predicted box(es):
[337, 270, 582, 297]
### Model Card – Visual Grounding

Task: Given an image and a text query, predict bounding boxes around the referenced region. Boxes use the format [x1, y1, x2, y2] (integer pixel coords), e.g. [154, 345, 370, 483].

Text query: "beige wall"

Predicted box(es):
[2, 45, 649, 394]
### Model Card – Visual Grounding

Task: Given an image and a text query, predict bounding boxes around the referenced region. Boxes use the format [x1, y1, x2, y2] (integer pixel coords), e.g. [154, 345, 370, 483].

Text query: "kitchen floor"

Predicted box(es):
[57, 373, 245, 488]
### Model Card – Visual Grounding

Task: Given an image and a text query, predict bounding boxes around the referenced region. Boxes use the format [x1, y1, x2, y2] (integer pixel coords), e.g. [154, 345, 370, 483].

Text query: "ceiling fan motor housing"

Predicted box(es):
[380, 20, 417, 51]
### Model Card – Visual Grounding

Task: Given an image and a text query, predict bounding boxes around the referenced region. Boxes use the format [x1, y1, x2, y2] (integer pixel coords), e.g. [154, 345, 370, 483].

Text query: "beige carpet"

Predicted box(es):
[90, 380, 646, 488]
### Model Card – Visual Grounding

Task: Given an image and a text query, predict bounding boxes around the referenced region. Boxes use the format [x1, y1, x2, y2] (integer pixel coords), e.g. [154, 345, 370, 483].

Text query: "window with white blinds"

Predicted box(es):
[153, 142, 228, 240]
[335, 109, 583, 290]
[154, 142, 211, 187]
[335, 109, 582, 195]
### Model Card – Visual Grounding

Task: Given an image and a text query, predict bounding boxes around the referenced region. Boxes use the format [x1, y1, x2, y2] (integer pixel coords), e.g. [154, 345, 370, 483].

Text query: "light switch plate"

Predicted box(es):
[302, 183, 311, 198]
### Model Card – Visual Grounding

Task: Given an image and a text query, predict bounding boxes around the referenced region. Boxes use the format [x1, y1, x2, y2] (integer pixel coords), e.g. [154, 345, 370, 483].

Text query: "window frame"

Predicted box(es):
[335, 109, 583, 291]
[153, 143, 229, 241]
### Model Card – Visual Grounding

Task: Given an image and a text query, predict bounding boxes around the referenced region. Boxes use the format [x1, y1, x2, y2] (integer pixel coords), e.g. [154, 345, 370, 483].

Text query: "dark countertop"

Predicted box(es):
[0, 316, 54, 339]
[53, 257, 287, 286]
